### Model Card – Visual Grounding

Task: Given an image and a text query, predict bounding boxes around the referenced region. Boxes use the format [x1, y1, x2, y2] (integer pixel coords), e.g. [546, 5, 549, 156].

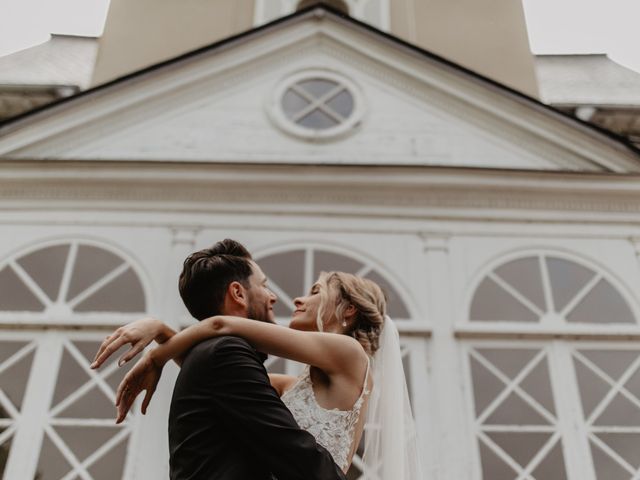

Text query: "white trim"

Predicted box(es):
[469, 348, 555, 425]
[7, 165, 640, 230]
[461, 340, 572, 479]
[487, 271, 544, 318]
[572, 349, 640, 425]
[67, 262, 130, 309]
[9, 260, 52, 309]
[0, 313, 147, 329]
[549, 341, 596, 480]
[303, 246, 314, 297]
[4, 333, 63, 480]
[455, 323, 640, 341]
[559, 273, 601, 318]
[58, 241, 78, 305]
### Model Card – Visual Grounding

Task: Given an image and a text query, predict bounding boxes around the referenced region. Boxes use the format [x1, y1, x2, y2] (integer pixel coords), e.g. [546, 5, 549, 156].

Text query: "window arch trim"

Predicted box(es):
[458, 248, 640, 340]
[0, 237, 151, 327]
[253, 239, 424, 330]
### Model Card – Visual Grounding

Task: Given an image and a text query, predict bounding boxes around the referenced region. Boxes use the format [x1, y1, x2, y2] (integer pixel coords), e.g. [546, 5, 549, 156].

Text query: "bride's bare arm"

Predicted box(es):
[150, 316, 368, 379]
[113, 316, 367, 421]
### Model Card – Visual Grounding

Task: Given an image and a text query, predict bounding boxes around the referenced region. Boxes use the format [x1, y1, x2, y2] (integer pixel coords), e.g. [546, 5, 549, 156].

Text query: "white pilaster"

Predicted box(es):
[420, 232, 472, 480]
[4, 334, 63, 480]
[126, 226, 199, 479]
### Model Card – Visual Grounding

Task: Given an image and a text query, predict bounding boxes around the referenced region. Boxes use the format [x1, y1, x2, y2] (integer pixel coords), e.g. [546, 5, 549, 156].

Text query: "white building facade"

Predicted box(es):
[1, 8, 640, 480]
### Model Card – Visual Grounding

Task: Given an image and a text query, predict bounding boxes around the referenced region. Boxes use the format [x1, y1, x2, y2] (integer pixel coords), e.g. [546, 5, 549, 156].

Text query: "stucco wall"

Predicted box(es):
[91, 0, 254, 86]
[390, 0, 539, 97]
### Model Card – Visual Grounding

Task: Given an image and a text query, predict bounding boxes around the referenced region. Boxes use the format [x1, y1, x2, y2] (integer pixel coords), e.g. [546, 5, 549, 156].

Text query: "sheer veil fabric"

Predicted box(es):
[363, 316, 424, 479]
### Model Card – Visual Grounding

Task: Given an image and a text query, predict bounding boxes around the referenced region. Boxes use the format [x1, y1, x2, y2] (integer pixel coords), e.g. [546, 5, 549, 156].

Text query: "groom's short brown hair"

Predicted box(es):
[179, 239, 253, 320]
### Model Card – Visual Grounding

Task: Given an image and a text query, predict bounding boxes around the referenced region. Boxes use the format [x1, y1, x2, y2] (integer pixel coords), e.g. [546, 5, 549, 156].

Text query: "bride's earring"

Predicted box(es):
[342, 320, 347, 327]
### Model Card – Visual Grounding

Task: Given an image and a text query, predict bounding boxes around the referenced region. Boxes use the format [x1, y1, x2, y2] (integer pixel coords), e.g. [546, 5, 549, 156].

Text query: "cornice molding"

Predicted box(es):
[2, 163, 640, 220]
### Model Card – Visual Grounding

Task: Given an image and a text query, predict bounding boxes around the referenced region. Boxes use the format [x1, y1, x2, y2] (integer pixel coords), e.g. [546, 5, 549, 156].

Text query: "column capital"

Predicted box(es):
[630, 237, 640, 256]
[419, 232, 450, 253]
[170, 226, 200, 247]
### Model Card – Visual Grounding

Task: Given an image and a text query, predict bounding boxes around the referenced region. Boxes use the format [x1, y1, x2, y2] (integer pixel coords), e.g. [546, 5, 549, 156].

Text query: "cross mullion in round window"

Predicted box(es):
[272, 70, 363, 141]
[469, 254, 637, 325]
[283, 79, 354, 129]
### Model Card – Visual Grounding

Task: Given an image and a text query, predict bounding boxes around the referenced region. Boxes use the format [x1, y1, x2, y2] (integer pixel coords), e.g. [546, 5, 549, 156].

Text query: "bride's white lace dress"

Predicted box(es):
[281, 361, 371, 471]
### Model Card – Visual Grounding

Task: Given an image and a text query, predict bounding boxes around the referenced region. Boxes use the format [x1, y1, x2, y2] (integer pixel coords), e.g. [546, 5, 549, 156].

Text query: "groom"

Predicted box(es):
[169, 239, 346, 479]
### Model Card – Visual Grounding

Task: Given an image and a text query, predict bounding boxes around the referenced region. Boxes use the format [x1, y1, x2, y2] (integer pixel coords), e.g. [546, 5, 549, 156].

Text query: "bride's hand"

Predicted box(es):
[115, 352, 164, 423]
[91, 317, 167, 369]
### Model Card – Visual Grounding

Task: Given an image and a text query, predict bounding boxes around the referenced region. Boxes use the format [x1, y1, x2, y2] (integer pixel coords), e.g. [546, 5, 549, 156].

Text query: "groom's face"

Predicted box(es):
[245, 261, 277, 324]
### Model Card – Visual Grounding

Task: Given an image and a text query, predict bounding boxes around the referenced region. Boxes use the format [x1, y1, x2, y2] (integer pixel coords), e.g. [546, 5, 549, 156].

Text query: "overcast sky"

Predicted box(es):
[1, 0, 640, 72]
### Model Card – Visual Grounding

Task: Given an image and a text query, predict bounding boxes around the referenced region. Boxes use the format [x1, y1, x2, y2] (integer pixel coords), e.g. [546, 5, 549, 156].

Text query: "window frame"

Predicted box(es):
[267, 68, 366, 142]
[458, 250, 640, 341]
[458, 249, 640, 480]
[0, 330, 140, 480]
[0, 239, 150, 328]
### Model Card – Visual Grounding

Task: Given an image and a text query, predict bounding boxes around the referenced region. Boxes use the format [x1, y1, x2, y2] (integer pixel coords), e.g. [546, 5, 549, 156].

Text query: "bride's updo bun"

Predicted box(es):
[316, 272, 386, 356]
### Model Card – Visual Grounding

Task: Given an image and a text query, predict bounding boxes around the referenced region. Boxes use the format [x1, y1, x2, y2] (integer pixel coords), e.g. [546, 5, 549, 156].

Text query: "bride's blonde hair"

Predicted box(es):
[316, 271, 386, 355]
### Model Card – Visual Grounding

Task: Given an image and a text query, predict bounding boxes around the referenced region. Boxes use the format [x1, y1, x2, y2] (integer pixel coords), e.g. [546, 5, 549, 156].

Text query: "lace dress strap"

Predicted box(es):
[353, 357, 371, 411]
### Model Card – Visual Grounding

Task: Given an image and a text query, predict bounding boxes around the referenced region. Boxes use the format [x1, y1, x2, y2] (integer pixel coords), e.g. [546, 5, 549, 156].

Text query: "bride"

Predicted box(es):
[92, 268, 421, 478]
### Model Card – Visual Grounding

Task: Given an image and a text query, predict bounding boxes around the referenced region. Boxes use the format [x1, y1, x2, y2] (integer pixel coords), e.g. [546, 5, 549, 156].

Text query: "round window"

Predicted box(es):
[269, 70, 364, 141]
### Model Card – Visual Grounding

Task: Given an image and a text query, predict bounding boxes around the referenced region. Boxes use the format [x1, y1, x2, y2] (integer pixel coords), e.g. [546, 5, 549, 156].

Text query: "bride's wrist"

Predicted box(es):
[148, 348, 168, 368]
[153, 320, 174, 344]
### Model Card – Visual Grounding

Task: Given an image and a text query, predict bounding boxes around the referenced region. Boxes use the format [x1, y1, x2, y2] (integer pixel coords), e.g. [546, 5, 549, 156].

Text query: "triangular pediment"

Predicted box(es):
[0, 8, 638, 173]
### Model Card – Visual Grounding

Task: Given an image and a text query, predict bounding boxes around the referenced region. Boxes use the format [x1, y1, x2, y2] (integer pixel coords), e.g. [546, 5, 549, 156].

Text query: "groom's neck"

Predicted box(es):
[219, 302, 248, 319]
[218, 305, 267, 363]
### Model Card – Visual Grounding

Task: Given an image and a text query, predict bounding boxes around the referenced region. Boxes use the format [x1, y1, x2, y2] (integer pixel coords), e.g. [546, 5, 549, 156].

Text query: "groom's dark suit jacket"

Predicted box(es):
[168, 335, 347, 480]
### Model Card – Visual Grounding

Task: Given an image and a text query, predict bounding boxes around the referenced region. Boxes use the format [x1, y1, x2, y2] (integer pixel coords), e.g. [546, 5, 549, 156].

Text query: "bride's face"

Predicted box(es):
[289, 282, 323, 331]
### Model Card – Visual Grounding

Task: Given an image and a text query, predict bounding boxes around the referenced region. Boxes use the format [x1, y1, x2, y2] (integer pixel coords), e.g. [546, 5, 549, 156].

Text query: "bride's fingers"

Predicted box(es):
[92, 334, 115, 366]
[91, 336, 128, 369]
[118, 390, 138, 422]
[141, 387, 155, 415]
[116, 374, 133, 406]
[117, 342, 145, 367]
[116, 400, 129, 424]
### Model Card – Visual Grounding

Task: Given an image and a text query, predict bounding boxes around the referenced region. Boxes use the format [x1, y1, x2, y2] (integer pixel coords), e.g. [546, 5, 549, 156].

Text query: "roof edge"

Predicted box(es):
[0, 3, 638, 160]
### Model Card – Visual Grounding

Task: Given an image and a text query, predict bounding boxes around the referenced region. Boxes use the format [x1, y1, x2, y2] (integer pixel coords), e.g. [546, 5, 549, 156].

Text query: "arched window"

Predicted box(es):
[0, 240, 146, 321]
[463, 252, 640, 479]
[469, 254, 635, 325]
[256, 245, 416, 479]
[257, 245, 411, 320]
[0, 241, 146, 479]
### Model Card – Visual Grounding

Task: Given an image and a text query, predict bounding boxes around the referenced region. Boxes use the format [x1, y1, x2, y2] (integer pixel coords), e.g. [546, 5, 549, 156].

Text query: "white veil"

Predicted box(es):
[363, 316, 424, 479]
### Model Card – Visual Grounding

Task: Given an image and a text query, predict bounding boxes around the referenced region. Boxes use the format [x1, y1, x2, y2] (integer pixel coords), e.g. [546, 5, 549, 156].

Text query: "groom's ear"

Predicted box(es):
[227, 281, 248, 309]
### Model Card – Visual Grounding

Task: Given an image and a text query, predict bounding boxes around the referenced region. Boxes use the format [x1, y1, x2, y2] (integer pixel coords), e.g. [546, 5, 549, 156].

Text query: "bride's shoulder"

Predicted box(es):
[329, 334, 368, 363]
[320, 334, 369, 381]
